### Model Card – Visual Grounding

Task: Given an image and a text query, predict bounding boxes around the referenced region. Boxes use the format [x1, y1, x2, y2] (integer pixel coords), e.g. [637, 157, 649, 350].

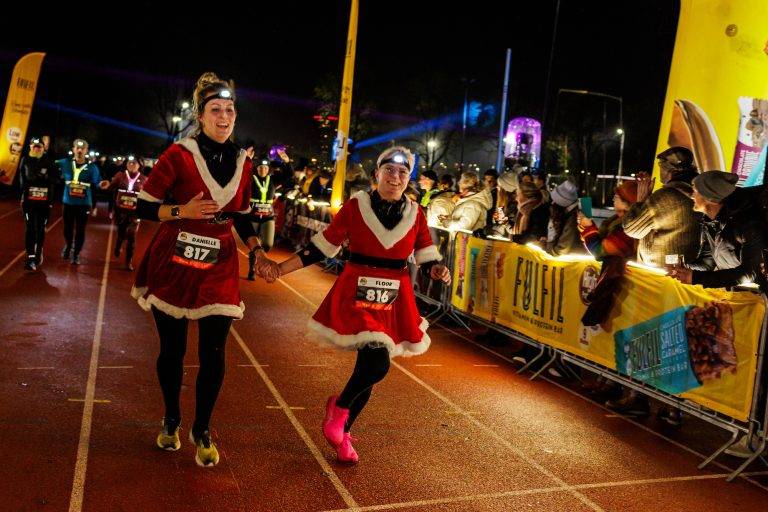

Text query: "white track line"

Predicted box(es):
[230, 327, 359, 509]
[17, 367, 55, 370]
[68, 221, 113, 512]
[276, 279, 604, 511]
[98, 366, 133, 369]
[321, 471, 768, 512]
[438, 324, 768, 493]
[0, 207, 20, 220]
[0, 216, 62, 279]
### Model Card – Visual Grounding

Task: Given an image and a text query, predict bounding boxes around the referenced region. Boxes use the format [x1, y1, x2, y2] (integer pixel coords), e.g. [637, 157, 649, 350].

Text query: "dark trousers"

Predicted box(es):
[115, 212, 139, 262]
[62, 204, 90, 256]
[151, 307, 232, 436]
[23, 205, 50, 258]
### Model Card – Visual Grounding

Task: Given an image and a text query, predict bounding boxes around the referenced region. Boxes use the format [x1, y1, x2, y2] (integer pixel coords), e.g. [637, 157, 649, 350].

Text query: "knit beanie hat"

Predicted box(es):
[550, 179, 578, 207]
[692, 171, 738, 202]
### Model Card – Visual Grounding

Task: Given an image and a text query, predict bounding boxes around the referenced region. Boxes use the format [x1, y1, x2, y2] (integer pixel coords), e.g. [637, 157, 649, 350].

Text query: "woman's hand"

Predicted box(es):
[99, 180, 110, 189]
[254, 251, 280, 283]
[430, 264, 451, 284]
[181, 192, 220, 220]
[635, 172, 655, 203]
[577, 211, 594, 229]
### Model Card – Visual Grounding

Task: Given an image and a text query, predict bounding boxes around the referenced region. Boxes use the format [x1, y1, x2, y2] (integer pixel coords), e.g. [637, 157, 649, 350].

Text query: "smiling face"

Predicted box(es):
[375, 163, 410, 201]
[199, 97, 236, 143]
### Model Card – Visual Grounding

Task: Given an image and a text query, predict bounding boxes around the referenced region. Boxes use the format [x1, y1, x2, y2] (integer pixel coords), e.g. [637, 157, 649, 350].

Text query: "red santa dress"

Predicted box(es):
[131, 138, 252, 319]
[308, 191, 442, 357]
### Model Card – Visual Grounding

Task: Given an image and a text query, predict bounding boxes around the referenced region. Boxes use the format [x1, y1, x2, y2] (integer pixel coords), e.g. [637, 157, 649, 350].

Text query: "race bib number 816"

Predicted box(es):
[355, 276, 400, 310]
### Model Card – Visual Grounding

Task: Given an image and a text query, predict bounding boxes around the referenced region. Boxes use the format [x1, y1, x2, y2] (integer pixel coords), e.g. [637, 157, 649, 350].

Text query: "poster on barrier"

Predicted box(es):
[451, 233, 765, 421]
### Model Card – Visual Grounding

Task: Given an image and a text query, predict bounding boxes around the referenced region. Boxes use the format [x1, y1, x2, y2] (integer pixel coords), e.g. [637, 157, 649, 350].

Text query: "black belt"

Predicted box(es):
[349, 252, 407, 270]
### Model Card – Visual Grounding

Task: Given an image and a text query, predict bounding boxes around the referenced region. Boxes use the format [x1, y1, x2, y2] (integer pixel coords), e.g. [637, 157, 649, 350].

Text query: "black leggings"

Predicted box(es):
[63, 204, 90, 255]
[115, 213, 139, 260]
[23, 206, 49, 257]
[336, 344, 391, 432]
[152, 307, 232, 436]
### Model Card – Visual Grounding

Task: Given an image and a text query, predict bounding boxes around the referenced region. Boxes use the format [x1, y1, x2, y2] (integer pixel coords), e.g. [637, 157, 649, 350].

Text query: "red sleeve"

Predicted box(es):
[310, 198, 353, 257]
[413, 208, 441, 264]
[140, 147, 177, 202]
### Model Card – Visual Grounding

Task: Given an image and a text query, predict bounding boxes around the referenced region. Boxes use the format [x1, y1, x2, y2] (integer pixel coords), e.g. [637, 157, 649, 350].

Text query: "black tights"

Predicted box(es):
[152, 307, 232, 436]
[336, 345, 390, 432]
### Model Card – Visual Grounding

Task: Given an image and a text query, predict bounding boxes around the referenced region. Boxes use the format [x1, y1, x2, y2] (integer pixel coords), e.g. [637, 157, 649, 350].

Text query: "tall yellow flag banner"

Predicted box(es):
[0, 52, 45, 186]
[330, 0, 359, 212]
[654, 0, 768, 182]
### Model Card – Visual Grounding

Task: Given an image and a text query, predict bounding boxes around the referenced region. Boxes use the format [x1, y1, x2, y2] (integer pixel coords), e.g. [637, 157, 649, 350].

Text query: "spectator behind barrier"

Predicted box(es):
[308, 169, 333, 202]
[546, 179, 585, 256]
[426, 174, 456, 227]
[483, 169, 499, 231]
[668, 170, 768, 291]
[622, 147, 700, 267]
[344, 163, 370, 199]
[440, 171, 492, 232]
[577, 180, 638, 326]
[511, 181, 549, 245]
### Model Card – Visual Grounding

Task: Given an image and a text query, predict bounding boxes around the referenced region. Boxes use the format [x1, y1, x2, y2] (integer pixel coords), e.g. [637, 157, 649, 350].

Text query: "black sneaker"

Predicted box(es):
[61, 246, 71, 260]
[24, 257, 36, 271]
[71, 254, 80, 265]
[113, 246, 121, 258]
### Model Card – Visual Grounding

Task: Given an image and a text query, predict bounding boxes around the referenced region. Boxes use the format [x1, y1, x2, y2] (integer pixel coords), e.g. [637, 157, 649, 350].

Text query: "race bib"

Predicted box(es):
[28, 187, 48, 201]
[252, 203, 274, 217]
[117, 190, 138, 210]
[172, 231, 221, 269]
[68, 182, 87, 198]
[355, 276, 400, 310]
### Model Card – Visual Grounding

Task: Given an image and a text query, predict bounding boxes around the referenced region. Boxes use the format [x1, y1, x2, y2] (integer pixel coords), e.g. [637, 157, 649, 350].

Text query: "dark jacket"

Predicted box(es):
[687, 189, 767, 290]
[19, 153, 58, 207]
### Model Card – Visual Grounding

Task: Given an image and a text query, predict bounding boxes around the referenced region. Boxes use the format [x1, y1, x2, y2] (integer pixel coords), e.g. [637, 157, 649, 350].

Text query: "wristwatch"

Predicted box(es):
[170, 205, 181, 219]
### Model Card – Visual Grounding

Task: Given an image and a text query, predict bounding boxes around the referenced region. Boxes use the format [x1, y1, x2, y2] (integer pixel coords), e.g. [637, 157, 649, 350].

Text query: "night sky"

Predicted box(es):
[1, 1, 679, 173]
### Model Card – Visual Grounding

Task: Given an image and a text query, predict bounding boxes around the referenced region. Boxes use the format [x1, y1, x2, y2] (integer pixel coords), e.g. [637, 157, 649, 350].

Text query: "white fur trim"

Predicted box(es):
[138, 190, 162, 203]
[306, 317, 431, 358]
[311, 232, 341, 258]
[353, 190, 417, 249]
[177, 138, 246, 209]
[414, 245, 442, 265]
[131, 285, 244, 320]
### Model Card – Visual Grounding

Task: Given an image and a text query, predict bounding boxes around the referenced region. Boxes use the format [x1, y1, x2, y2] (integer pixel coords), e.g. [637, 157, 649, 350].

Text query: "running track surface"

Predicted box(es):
[0, 198, 766, 512]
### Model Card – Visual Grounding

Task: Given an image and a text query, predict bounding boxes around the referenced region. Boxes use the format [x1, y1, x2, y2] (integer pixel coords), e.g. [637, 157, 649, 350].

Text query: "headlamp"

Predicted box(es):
[200, 88, 235, 111]
[127, 155, 136, 162]
[30, 138, 43, 146]
[379, 151, 411, 170]
[260, 159, 269, 166]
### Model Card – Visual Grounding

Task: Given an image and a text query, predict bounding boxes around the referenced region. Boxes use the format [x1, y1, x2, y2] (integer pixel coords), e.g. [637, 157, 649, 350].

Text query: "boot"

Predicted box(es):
[322, 395, 349, 448]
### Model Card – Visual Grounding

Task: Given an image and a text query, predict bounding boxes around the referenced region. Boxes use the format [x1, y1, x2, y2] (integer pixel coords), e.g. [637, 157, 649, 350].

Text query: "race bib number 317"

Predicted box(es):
[172, 231, 221, 269]
[355, 276, 400, 310]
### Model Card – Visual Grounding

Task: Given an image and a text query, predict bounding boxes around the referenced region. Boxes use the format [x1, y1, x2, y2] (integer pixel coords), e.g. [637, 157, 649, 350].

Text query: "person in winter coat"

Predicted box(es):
[512, 182, 549, 244]
[440, 172, 493, 232]
[622, 147, 700, 266]
[546, 179, 585, 256]
[425, 174, 456, 227]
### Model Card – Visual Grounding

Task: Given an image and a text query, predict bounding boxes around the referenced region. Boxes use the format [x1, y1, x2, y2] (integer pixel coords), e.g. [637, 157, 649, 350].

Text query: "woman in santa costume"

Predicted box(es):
[132, 72, 277, 467]
[275, 146, 451, 463]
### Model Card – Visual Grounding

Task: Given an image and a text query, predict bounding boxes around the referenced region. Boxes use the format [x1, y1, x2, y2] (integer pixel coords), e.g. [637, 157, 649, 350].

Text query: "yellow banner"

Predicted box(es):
[451, 233, 765, 422]
[653, 0, 768, 182]
[330, 0, 359, 212]
[0, 52, 45, 186]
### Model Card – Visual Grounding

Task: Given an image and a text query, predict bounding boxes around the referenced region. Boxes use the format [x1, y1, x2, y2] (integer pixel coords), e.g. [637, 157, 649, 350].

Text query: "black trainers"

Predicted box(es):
[61, 245, 71, 260]
[24, 257, 36, 271]
[189, 430, 220, 467]
[71, 254, 80, 265]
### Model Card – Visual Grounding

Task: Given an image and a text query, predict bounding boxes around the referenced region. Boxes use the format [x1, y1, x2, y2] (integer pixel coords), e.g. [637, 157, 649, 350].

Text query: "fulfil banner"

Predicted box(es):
[0, 52, 45, 186]
[451, 233, 765, 422]
[653, 0, 768, 183]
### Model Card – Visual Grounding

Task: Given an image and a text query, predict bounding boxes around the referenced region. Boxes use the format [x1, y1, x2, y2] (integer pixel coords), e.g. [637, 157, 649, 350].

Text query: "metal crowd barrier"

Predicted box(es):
[412, 228, 768, 482]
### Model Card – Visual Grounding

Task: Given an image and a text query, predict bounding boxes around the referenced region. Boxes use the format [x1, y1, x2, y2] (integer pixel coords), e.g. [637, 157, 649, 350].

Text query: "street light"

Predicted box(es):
[426, 139, 438, 169]
[616, 128, 625, 176]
